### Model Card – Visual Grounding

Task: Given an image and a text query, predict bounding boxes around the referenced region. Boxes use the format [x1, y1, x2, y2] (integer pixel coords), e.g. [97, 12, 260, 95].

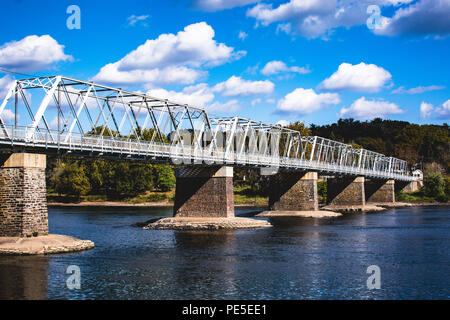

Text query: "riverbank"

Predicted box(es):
[48, 200, 450, 208]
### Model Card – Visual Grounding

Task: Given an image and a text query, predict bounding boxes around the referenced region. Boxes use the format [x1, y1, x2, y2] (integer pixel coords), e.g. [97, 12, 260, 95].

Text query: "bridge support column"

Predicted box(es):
[327, 176, 365, 207]
[173, 166, 234, 218]
[395, 180, 423, 193]
[365, 179, 395, 203]
[269, 171, 318, 211]
[0, 153, 48, 237]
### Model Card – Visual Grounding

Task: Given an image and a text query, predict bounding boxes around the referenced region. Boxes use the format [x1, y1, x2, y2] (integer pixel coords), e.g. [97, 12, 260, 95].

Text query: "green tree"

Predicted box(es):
[157, 165, 176, 191]
[423, 173, 446, 200]
[56, 162, 91, 199]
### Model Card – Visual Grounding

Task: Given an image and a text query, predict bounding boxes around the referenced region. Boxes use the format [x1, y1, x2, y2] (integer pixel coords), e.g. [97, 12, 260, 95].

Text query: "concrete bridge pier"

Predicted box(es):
[365, 179, 395, 204]
[143, 166, 272, 230]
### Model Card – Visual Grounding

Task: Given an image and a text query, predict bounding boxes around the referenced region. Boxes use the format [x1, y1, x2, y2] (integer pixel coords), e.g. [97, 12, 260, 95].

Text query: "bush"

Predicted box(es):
[146, 193, 167, 202]
[318, 181, 327, 203]
[423, 173, 446, 199]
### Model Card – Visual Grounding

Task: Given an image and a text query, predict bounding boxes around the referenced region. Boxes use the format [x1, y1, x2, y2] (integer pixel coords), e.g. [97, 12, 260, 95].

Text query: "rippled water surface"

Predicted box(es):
[0, 206, 448, 300]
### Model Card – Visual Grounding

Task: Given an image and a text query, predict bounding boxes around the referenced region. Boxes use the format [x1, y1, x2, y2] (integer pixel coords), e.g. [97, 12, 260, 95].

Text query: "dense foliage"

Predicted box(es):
[310, 118, 449, 172]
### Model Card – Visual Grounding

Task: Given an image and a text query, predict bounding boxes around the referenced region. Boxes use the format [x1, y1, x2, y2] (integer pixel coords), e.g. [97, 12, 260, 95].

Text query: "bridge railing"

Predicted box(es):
[0, 124, 415, 181]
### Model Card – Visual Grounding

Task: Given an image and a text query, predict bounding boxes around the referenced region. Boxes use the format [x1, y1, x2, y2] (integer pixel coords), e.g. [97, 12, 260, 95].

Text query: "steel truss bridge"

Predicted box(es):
[0, 76, 415, 181]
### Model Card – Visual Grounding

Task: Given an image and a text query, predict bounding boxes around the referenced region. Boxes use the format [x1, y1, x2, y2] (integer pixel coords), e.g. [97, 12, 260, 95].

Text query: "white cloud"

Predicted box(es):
[194, 0, 259, 11]
[0, 35, 72, 72]
[420, 100, 450, 119]
[208, 99, 241, 113]
[261, 60, 310, 76]
[276, 88, 340, 116]
[319, 62, 392, 93]
[276, 120, 290, 126]
[238, 31, 248, 40]
[420, 102, 434, 119]
[251, 98, 261, 106]
[247, 0, 338, 38]
[0, 109, 15, 122]
[213, 76, 274, 96]
[246, 0, 443, 39]
[127, 14, 150, 27]
[147, 83, 214, 108]
[146, 83, 241, 114]
[93, 64, 203, 86]
[339, 97, 404, 120]
[93, 22, 245, 86]
[276, 23, 292, 34]
[391, 85, 445, 94]
[374, 0, 450, 37]
[0, 75, 14, 100]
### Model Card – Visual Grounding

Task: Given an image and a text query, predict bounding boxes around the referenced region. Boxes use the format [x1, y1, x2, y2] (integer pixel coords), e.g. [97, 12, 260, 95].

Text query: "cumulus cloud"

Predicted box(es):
[93, 22, 245, 86]
[193, 0, 259, 11]
[339, 97, 404, 120]
[245, 0, 444, 39]
[391, 85, 445, 94]
[374, 0, 450, 37]
[213, 76, 274, 96]
[208, 99, 241, 113]
[147, 83, 214, 107]
[420, 100, 450, 119]
[420, 102, 434, 119]
[261, 60, 310, 76]
[0, 35, 72, 72]
[319, 62, 392, 93]
[276, 88, 340, 116]
[147, 83, 241, 114]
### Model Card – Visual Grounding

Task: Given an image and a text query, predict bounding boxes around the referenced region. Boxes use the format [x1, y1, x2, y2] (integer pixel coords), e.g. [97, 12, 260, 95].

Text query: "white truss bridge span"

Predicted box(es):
[0, 76, 416, 182]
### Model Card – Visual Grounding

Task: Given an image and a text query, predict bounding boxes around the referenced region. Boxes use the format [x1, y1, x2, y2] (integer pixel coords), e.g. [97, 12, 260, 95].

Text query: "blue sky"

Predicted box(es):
[0, 0, 449, 126]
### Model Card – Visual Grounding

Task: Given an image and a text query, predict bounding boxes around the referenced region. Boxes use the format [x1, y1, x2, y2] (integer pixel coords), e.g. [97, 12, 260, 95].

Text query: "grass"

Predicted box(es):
[233, 184, 268, 205]
[396, 190, 441, 203]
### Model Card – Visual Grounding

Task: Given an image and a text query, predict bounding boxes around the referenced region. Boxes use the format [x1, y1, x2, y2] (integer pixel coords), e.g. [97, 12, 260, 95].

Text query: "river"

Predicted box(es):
[0, 206, 448, 300]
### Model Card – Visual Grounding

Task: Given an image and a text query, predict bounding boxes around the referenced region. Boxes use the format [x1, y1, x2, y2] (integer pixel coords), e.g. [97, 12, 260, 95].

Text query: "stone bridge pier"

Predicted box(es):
[365, 179, 395, 204]
[173, 166, 235, 218]
[255, 171, 340, 218]
[326, 176, 366, 209]
[268, 171, 319, 211]
[0, 153, 94, 255]
[144, 166, 272, 229]
[0, 153, 48, 237]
